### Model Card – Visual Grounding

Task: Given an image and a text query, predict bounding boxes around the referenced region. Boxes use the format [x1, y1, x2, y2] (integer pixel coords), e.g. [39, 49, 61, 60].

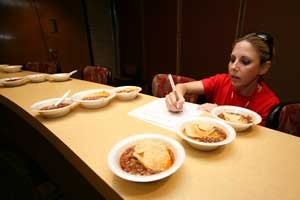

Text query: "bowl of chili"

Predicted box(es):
[30, 97, 77, 118]
[211, 105, 262, 131]
[176, 116, 236, 151]
[108, 133, 185, 182]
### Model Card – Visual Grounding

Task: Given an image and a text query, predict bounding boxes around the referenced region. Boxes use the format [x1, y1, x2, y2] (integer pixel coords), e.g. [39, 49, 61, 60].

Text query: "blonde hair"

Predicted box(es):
[234, 32, 274, 64]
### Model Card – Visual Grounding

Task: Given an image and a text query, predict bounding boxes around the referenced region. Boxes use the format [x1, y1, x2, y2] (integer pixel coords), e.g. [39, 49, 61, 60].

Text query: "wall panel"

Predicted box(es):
[0, 0, 90, 78]
[142, 0, 178, 81]
[243, 0, 300, 100]
[181, 0, 240, 80]
[84, 0, 115, 72]
[36, 0, 90, 76]
[0, 0, 47, 64]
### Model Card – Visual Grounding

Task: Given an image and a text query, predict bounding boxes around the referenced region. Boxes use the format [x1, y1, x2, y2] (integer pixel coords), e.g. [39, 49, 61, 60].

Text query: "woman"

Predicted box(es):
[165, 32, 280, 126]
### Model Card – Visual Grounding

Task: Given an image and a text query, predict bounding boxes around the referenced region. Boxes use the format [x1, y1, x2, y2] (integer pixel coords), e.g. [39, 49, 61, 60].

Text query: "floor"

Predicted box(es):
[0, 145, 65, 200]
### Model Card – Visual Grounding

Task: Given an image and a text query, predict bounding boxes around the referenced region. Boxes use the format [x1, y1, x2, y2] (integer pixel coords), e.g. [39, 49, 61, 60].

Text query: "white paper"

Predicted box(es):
[128, 98, 204, 132]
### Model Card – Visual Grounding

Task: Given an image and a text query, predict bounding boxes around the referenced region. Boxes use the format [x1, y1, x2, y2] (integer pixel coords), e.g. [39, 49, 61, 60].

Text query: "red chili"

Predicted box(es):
[119, 146, 174, 176]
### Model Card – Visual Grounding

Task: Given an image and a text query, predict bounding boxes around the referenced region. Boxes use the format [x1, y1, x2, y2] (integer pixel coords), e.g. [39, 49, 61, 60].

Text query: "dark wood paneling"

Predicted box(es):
[181, 0, 240, 80]
[143, 0, 178, 81]
[0, 0, 48, 64]
[116, 0, 177, 91]
[243, 0, 300, 101]
[0, 0, 90, 78]
[116, 0, 239, 93]
[118, 0, 142, 78]
[85, 0, 115, 71]
[36, 0, 90, 76]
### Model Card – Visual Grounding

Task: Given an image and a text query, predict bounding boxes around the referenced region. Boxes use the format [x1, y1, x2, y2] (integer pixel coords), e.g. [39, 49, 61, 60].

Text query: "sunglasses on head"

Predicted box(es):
[255, 32, 274, 60]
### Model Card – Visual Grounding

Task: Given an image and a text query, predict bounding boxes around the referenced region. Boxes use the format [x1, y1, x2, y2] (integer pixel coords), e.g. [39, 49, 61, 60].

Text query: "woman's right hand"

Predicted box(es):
[165, 91, 185, 112]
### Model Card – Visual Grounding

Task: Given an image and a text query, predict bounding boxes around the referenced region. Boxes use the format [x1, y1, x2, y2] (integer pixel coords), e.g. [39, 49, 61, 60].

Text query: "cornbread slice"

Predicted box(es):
[133, 139, 171, 172]
[82, 91, 110, 100]
[221, 112, 249, 124]
[184, 122, 214, 138]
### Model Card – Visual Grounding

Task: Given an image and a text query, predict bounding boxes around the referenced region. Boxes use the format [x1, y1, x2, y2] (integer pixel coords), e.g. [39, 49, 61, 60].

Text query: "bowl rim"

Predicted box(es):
[0, 76, 29, 86]
[211, 105, 262, 126]
[113, 85, 142, 93]
[48, 73, 70, 77]
[107, 133, 185, 182]
[5, 65, 23, 68]
[71, 88, 116, 103]
[176, 116, 236, 147]
[26, 73, 48, 77]
[1, 76, 27, 81]
[47, 73, 71, 81]
[30, 97, 74, 113]
[26, 73, 48, 81]
[2, 65, 23, 72]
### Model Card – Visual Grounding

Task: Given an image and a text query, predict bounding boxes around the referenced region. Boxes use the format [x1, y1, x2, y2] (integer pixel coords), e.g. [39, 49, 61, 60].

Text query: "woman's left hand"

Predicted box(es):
[198, 103, 218, 112]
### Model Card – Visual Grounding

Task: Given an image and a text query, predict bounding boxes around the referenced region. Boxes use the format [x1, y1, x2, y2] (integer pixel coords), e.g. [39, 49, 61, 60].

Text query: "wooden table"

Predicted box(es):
[1, 71, 300, 200]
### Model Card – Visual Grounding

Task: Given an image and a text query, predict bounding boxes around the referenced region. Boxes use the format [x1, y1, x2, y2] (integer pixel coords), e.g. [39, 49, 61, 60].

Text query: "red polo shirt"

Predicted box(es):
[202, 73, 280, 126]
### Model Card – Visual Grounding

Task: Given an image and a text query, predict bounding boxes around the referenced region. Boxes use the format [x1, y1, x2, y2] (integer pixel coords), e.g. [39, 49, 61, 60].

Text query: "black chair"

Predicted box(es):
[266, 101, 300, 137]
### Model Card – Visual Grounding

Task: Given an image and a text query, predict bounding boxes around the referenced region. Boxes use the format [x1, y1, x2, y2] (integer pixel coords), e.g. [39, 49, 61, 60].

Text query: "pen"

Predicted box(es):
[168, 74, 179, 101]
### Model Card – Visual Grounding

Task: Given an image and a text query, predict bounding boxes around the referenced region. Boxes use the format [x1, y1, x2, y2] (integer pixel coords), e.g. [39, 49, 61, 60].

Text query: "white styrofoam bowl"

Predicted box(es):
[211, 105, 262, 132]
[176, 116, 236, 151]
[108, 133, 185, 182]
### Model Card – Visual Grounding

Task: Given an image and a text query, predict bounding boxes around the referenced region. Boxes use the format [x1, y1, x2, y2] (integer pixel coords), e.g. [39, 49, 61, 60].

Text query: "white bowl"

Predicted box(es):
[0, 64, 9, 71]
[71, 88, 116, 109]
[176, 116, 236, 151]
[211, 105, 262, 132]
[30, 98, 76, 118]
[26, 74, 48, 83]
[113, 86, 142, 100]
[2, 65, 23, 73]
[0, 77, 29, 87]
[47, 73, 71, 82]
[108, 133, 185, 182]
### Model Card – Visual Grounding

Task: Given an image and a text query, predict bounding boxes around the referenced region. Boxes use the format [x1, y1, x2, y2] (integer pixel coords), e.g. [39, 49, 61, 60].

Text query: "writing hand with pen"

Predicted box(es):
[165, 74, 185, 112]
[165, 75, 217, 113]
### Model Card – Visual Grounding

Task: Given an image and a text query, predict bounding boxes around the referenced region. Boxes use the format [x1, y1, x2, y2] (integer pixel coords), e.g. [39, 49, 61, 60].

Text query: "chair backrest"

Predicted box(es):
[152, 74, 199, 103]
[278, 103, 300, 137]
[24, 62, 58, 74]
[266, 102, 300, 137]
[83, 65, 111, 85]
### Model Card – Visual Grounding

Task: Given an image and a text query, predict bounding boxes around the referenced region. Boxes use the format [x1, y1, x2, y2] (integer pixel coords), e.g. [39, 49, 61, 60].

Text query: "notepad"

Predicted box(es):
[128, 98, 204, 132]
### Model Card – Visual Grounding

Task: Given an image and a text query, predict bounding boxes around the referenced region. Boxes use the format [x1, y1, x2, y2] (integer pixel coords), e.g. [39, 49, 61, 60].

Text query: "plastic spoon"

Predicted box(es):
[68, 70, 77, 77]
[54, 90, 71, 107]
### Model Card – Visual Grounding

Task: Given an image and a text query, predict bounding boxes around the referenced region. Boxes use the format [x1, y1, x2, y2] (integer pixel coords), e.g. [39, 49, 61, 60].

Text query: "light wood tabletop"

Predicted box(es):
[1, 71, 300, 200]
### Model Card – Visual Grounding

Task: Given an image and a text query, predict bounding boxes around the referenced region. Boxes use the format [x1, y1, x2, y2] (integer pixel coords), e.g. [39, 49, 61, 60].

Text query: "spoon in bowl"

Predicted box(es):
[68, 70, 77, 77]
[54, 89, 71, 107]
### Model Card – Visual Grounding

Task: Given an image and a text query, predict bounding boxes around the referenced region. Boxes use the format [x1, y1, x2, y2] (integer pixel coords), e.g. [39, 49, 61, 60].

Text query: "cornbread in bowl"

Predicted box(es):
[113, 86, 142, 100]
[176, 116, 236, 151]
[71, 88, 115, 109]
[47, 73, 71, 82]
[211, 105, 262, 131]
[26, 73, 48, 83]
[108, 133, 185, 182]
